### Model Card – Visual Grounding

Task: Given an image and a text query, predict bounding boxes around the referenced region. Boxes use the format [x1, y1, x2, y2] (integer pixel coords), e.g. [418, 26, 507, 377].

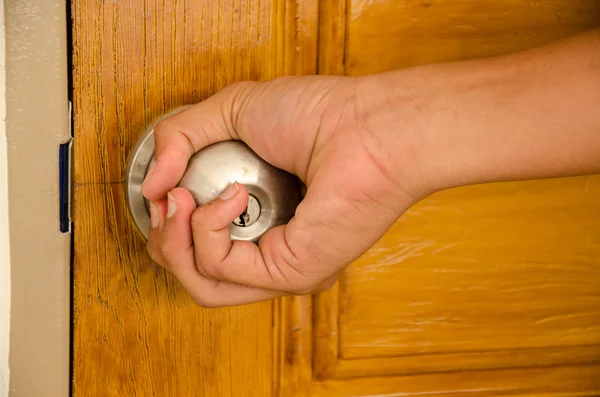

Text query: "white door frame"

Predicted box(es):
[5, 0, 70, 396]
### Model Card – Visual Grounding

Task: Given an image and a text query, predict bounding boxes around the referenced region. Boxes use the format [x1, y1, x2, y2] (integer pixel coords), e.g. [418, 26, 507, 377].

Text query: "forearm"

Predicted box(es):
[361, 28, 600, 195]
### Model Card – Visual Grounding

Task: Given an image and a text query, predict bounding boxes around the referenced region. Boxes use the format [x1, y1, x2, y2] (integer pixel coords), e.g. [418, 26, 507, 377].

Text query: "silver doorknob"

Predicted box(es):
[125, 108, 302, 243]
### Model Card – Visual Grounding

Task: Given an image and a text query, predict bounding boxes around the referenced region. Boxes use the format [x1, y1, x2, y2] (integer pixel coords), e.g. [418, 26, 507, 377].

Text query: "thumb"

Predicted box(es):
[190, 180, 347, 294]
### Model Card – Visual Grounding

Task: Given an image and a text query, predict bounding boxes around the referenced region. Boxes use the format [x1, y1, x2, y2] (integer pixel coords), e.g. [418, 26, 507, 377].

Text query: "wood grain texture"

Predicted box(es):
[72, 1, 318, 396]
[307, 365, 600, 397]
[276, 0, 600, 395]
[317, 0, 347, 75]
[72, 0, 318, 184]
[347, 0, 600, 75]
[74, 0, 600, 396]
[73, 184, 274, 397]
[279, 291, 600, 396]
[341, 178, 600, 359]
[306, 178, 600, 380]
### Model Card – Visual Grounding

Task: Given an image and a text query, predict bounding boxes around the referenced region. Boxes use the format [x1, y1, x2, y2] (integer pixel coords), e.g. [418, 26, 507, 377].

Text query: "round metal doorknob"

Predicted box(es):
[125, 108, 302, 243]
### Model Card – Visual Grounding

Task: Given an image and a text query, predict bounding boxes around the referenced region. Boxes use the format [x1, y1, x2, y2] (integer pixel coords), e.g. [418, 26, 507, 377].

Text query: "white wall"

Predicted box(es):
[4, 1, 69, 394]
[0, 0, 9, 394]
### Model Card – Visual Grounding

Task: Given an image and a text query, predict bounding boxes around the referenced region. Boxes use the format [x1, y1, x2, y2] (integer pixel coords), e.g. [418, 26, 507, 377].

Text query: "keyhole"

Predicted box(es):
[238, 209, 250, 226]
[232, 194, 261, 227]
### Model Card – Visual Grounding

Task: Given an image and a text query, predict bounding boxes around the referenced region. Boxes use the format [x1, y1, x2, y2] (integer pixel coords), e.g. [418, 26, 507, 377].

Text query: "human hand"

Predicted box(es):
[141, 75, 433, 307]
[142, 27, 600, 307]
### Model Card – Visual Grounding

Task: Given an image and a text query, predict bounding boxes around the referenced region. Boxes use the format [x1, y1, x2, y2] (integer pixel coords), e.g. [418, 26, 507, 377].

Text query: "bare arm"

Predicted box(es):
[362, 28, 600, 194]
[142, 28, 600, 307]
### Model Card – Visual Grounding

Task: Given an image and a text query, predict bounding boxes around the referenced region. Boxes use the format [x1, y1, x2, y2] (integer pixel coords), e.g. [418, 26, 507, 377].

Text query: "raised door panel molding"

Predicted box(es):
[72, 1, 318, 396]
[347, 0, 600, 74]
[274, 1, 600, 395]
[340, 179, 600, 360]
[73, 0, 318, 184]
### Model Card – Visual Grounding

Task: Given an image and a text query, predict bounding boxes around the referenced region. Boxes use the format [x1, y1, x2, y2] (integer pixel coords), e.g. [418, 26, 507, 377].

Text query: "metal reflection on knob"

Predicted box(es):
[125, 108, 302, 243]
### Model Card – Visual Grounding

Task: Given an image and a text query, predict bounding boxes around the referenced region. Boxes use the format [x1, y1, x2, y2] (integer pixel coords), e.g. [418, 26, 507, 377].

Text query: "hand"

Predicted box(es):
[140, 28, 600, 307]
[141, 75, 426, 307]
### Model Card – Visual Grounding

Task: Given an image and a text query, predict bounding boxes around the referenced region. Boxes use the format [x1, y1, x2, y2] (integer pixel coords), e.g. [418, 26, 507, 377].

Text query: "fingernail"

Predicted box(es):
[219, 182, 239, 200]
[143, 159, 157, 185]
[149, 201, 160, 228]
[167, 193, 177, 218]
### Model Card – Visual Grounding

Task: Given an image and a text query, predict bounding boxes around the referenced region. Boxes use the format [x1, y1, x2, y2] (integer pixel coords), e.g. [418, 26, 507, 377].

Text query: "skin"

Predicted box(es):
[141, 28, 600, 308]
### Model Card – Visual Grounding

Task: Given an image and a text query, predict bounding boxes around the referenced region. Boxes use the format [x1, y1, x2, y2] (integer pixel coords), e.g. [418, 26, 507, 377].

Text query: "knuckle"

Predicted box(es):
[146, 242, 162, 263]
[264, 250, 320, 295]
[153, 119, 175, 138]
[159, 242, 179, 261]
[197, 260, 223, 281]
[158, 232, 184, 255]
[191, 249, 224, 281]
[147, 246, 169, 272]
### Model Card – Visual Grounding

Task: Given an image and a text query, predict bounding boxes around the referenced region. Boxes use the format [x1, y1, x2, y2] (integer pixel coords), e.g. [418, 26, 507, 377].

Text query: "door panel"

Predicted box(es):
[73, 0, 600, 396]
[277, 0, 600, 395]
[347, 0, 600, 74]
[277, 180, 600, 383]
[73, 184, 275, 396]
[72, 0, 318, 184]
[72, 1, 317, 395]
[341, 179, 600, 359]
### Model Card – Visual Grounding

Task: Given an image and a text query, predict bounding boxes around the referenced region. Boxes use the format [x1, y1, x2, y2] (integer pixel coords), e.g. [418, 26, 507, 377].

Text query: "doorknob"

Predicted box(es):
[125, 107, 302, 243]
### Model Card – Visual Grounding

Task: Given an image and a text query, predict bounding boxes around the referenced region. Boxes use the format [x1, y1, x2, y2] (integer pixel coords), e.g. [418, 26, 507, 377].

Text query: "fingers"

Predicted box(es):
[146, 197, 168, 265]
[190, 181, 342, 294]
[147, 182, 338, 304]
[141, 82, 258, 201]
[146, 187, 282, 307]
[190, 182, 249, 271]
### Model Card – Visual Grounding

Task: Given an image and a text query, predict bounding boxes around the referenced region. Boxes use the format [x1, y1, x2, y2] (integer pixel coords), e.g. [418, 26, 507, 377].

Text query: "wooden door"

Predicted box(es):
[72, 1, 600, 396]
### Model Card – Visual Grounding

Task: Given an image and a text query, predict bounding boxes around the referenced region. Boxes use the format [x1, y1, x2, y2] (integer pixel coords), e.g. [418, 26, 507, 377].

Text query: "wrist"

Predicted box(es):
[352, 67, 465, 199]
[354, 56, 526, 198]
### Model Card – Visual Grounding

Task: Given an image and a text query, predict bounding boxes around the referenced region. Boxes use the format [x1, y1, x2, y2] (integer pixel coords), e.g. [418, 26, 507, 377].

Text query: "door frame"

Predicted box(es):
[5, 0, 70, 396]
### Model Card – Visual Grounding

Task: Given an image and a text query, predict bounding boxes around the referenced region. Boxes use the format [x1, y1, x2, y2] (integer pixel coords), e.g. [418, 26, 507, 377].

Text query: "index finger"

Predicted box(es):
[141, 84, 252, 201]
